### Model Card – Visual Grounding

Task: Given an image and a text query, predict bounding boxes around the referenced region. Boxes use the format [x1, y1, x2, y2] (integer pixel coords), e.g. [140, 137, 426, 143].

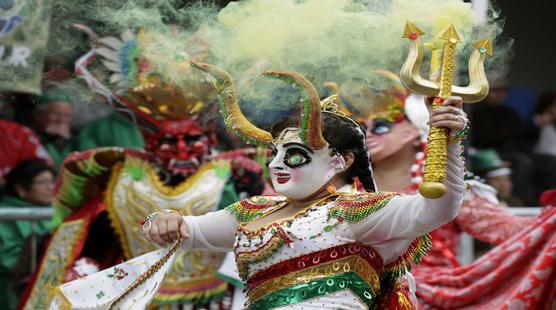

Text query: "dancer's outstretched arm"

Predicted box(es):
[143, 209, 239, 251]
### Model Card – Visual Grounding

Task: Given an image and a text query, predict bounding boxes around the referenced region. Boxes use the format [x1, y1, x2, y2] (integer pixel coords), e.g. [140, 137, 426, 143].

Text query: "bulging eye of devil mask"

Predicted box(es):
[144, 118, 213, 176]
[268, 128, 346, 200]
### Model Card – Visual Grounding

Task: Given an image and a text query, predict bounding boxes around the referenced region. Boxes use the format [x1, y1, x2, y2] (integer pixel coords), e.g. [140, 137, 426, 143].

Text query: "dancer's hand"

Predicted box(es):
[425, 96, 467, 133]
[142, 211, 189, 246]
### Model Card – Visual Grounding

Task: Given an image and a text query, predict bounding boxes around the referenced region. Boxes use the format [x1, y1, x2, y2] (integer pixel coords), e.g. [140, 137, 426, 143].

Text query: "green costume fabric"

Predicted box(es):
[77, 112, 145, 151]
[218, 180, 240, 210]
[0, 195, 50, 310]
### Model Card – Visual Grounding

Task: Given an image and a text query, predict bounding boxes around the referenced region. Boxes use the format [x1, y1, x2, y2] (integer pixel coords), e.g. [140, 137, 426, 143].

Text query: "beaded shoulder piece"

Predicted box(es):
[328, 191, 399, 222]
[226, 195, 288, 223]
[383, 234, 432, 280]
[328, 191, 432, 280]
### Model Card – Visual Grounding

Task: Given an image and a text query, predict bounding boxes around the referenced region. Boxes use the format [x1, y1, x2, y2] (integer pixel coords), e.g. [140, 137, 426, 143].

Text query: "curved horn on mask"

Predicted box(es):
[191, 61, 272, 145]
[263, 70, 327, 150]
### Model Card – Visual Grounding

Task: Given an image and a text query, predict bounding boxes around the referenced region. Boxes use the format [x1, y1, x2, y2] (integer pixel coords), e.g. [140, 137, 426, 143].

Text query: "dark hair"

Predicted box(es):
[270, 113, 376, 192]
[5, 159, 54, 197]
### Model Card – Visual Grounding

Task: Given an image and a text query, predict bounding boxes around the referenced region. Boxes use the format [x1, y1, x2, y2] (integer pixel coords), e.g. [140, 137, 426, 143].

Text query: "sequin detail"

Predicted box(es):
[248, 273, 377, 310]
[248, 255, 381, 302]
[247, 242, 383, 289]
[328, 192, 399, 222]
[226, 196, 287, 222]
[384, 234, 432, 280]
[236, 233, 286, 280]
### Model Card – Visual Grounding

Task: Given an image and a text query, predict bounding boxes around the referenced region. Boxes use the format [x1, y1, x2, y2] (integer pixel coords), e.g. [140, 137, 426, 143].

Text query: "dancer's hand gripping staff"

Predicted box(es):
[400, 22, 492, 198]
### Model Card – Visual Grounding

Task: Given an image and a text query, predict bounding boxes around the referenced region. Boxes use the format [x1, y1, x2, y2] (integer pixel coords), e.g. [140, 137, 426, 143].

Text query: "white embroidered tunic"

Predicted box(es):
[181, 143, 466, 309]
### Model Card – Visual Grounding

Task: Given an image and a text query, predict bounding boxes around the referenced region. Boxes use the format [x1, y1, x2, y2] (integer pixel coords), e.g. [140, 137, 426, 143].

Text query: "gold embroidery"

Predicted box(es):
[105, 162, 134, 259]
[236, 233, 285, 279]
[104, 155, 229, 303]
[248, 255, 381, 302]
[24, 219, 85, 309]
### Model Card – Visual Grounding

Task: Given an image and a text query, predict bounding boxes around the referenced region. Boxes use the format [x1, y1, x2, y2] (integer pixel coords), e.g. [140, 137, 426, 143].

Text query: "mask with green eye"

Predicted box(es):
[268, 128, 346, 200]
[284, 148, 312, 168]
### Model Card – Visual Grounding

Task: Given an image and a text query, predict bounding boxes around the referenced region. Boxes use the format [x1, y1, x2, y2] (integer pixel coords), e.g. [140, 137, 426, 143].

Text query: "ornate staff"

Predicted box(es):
[400, 22, 492, 198]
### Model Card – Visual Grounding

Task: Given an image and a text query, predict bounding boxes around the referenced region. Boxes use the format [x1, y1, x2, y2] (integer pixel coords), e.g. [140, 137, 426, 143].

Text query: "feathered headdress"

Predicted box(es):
[74, 24, 216, 133]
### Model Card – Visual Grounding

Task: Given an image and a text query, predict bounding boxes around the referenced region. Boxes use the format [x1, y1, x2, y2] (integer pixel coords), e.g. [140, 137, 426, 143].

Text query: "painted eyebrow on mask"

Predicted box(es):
[282, 142, 314, 153]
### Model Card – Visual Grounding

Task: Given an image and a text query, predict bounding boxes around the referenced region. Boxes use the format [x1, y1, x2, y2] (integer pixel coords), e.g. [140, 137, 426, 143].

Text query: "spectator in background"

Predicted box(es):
[470, 80, 535, 205]
[470, 148, 523, 207]
[0, 160, 54, 310]
[31, 88, 78, 170]
[0, 120, 53, 190]
[532, 91, 556, 200]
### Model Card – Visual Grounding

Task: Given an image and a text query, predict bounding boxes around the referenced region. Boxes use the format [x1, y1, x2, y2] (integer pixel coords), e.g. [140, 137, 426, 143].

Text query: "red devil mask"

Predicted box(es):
[143, 118, 215, 176]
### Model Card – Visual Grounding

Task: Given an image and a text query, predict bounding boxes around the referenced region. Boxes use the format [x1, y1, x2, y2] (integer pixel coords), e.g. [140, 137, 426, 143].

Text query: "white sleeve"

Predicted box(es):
[351, 142, 466, 263]
[180, 210, 240, 252]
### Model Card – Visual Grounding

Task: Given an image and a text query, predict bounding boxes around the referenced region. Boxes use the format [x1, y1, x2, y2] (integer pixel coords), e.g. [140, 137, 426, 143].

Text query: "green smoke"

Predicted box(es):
[44, 0, 511, 125]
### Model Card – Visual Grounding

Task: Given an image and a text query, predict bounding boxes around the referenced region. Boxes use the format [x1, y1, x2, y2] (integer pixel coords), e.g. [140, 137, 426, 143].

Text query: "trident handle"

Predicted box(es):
[400, 22, 492, 199]
[420, 98, 450, 198]
[420, 26, 458, 198]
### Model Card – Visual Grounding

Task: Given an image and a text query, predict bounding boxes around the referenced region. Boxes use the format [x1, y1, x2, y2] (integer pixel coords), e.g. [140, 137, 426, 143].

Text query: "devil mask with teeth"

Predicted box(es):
[142, 118, 215, 177]
[101, 71, 217, 179]
[74, 26, 218, 179]
[193, 62, 376, 199]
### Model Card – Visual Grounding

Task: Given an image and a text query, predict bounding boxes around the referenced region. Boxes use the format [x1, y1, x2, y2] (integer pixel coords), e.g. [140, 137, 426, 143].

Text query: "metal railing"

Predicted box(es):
[0, 208, 53, 272]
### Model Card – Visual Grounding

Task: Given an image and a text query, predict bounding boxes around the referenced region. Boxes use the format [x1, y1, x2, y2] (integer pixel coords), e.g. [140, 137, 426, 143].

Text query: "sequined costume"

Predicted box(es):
[170, 65, 469, 309]
[179, 138, 465, 309]
[45, 61, 468, 309]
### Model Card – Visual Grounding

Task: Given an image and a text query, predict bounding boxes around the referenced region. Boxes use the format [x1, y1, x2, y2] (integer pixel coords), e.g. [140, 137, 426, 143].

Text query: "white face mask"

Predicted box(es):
[268, 128, 346, 200]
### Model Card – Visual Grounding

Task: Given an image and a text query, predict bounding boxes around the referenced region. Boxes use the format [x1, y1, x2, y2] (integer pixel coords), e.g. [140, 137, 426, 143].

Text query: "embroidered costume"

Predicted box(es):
[21, 28, 265, 309]
[48, 62, 468, 309]
[171, 63, 467, 309]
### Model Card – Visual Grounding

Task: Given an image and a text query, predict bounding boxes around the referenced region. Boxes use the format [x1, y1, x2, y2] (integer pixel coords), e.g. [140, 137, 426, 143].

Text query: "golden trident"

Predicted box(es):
[400, 21, 493, 199]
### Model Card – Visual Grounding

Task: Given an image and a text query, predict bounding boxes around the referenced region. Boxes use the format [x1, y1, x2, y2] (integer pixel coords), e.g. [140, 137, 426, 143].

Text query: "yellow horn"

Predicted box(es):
[191, 62, 272, 145]
[263, 70, 327, 150]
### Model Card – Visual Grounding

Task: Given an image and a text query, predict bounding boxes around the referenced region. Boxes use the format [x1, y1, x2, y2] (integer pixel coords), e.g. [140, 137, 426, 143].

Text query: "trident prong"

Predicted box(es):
[400, 21, 493, 199]
[400, 21, 492, 103]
